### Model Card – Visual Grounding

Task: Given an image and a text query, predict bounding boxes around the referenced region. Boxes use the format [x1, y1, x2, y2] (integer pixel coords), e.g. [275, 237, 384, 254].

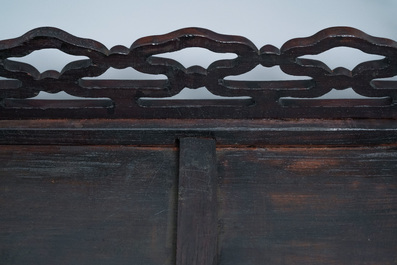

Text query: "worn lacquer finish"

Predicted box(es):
[217, 146, 397, 264]
[0, 146, 178, 265]
[0, 27, 396, 265]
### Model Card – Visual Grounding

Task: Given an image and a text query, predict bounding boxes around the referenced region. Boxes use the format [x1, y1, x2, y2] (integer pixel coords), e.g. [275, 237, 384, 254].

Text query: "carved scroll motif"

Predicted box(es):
[1, 27, 396, 119]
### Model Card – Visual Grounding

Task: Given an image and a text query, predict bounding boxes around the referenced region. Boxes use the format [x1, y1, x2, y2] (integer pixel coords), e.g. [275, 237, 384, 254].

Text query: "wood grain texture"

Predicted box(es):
[1, 121, 396, 264]
[0, 145, 178, 265]
[177, 138, 218, 265]
[2, 119, 397, 146]
[217, 146, 397, 265]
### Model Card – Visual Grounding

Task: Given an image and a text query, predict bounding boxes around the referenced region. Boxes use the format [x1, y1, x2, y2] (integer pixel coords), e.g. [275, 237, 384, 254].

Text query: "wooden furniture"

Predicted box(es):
[1, 27, 396, 264]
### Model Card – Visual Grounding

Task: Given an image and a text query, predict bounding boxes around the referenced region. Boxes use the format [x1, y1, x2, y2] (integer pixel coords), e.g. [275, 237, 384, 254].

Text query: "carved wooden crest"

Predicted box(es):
[1, 27, 396, 119]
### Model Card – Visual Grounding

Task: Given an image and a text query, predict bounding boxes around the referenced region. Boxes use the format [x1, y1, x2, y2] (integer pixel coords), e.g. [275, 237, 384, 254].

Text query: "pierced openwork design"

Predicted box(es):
[1, 27, 397, 119]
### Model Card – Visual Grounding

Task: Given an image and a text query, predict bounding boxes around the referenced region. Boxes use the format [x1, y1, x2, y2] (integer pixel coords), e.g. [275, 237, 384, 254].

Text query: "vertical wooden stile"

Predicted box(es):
[176, 138, 218, 265]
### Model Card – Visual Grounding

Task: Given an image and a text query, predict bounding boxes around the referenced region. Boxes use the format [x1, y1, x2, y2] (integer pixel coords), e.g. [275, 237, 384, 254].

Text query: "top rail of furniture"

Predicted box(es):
[1, 27, 397, 119]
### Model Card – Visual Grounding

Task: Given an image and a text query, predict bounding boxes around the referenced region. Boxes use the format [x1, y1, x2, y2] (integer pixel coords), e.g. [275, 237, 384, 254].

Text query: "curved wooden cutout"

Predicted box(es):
[0, 27, 396, 119]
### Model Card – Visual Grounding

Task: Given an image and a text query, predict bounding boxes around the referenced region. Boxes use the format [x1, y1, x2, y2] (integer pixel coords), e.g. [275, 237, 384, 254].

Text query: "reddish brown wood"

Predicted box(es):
[0, 27, 396, 265]
[177, 138, 218, 265]
[217, 146, 397, 264]
[1, 27, 397, 119]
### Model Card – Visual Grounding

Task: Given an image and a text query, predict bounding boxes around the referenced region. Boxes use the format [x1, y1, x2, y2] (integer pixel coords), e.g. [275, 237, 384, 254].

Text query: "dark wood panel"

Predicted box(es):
[2, 143, 397, 264]
[177, 138, 217, 265]
[217, 146, 397, 265]
[0, 145, 178, 265]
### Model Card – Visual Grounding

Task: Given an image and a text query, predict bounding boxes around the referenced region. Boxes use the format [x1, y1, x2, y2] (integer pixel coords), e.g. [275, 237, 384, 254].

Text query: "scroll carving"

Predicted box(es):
[1, 27, 396, 119]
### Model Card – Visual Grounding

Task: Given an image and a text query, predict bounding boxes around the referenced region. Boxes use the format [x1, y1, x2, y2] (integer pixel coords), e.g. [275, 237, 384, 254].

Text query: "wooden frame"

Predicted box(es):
[1, 27, 396, 264]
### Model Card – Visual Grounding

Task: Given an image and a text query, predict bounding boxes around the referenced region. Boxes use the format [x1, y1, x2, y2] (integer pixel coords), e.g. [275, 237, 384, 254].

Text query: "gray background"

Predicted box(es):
[1, 0, 397, 99]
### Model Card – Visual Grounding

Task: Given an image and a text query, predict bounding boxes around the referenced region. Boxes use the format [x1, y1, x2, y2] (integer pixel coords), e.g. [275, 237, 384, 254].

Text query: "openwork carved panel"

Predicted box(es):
[1, 27, 397, 119]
